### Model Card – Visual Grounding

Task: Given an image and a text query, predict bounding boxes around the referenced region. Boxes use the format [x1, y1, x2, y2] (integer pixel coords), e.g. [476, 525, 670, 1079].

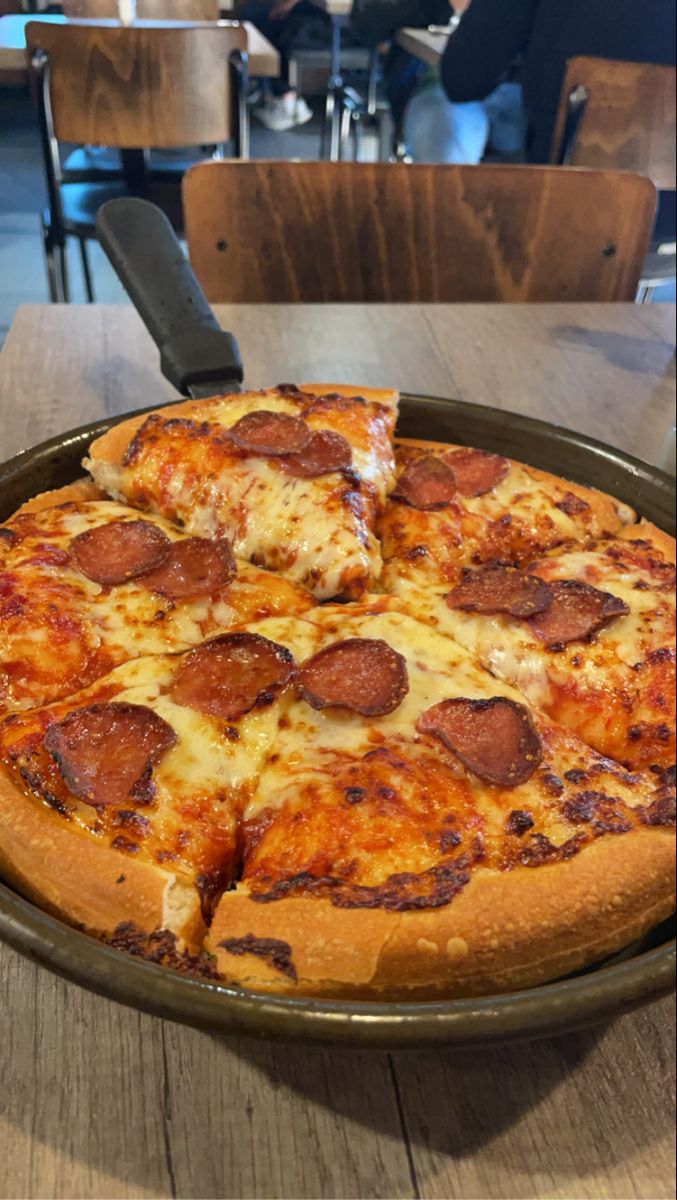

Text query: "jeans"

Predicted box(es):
[403, 81, 526, 164]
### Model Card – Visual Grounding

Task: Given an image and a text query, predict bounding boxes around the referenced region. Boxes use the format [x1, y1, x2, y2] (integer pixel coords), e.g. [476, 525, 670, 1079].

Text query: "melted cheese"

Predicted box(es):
[389, 535, 676, 766]
[0, 500, 311, 714]
[0, 650, 284, 885]
[236, 605, 660, 891]
[86, 389, 396, 599]
[380, 447, 629, 592]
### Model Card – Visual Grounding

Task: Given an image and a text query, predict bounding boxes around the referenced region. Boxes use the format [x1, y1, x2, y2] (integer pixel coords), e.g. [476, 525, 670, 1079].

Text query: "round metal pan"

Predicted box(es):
[0, 394, 674, 1048]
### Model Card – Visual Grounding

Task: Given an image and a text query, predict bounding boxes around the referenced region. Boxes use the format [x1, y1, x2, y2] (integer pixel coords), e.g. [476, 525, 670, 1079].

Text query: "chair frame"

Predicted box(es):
[29, 26, 249, 303]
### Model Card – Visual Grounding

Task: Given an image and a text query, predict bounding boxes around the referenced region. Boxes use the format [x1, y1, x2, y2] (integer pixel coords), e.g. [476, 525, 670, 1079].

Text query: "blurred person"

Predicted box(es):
[439, 0, 677, 240]
[439, 0, 676, 164]
[237, 0, 365, 131]
[235, 0, 320, 130]
[352, 0, 525, 163]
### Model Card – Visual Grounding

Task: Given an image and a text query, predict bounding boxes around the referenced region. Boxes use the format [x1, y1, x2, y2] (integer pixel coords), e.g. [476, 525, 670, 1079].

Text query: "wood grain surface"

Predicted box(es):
[183, 161, 656, 304]
[0, 14, 280, 78]
[25, 20, 247, 147]
[551, 58, 676, 191]
[0, 301, 675, 1200]
[63, 0, 221, 18]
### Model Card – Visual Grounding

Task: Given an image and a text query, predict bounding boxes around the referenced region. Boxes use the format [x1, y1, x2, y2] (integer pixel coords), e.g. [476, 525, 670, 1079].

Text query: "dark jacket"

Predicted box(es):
[440, 0, 677, 164]
[351, 0, 450, 47]
[351, 0, 450, 122]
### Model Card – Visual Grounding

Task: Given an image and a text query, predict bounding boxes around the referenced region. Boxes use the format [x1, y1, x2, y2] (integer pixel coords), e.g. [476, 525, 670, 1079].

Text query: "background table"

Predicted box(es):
[0, 13, 280, 77]
[0, 302, 675, 1200]
[396, 25, 450, 67]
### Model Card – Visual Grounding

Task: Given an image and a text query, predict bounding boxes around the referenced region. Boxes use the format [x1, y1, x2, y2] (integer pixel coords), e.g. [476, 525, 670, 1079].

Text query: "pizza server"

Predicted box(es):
[96, 197, 245, 401]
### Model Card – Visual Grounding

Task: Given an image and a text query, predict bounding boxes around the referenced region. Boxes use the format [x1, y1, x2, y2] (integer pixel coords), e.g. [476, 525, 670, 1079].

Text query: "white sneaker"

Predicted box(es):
[293, 97, 313, 127]
[253, 94, 298, 132]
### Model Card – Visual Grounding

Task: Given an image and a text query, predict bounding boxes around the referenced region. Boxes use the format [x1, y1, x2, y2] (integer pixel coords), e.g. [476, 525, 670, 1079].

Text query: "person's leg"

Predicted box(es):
[483, 81, 526, 158]
[403, 83, 489, 164]
[235, 0, 291, 95]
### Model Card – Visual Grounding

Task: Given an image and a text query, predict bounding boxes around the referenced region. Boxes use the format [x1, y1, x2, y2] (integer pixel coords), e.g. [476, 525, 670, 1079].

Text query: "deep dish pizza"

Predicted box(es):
[0, 384, 674, 999]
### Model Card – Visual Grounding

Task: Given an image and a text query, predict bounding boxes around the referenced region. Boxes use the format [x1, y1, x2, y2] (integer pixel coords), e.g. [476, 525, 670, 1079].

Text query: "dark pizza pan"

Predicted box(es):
[0, 395, 674, 1048]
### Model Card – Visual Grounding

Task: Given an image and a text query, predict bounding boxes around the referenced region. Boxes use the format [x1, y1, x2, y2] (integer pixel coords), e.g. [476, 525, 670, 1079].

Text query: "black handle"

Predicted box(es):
[96, 198, 243, 396]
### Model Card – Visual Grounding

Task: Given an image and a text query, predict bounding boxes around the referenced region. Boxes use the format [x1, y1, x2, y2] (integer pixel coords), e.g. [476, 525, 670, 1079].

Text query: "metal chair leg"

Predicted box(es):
[340, 102, 353, 159]
[321, 90, 335, 159]
[636, 284, 655, 304]
[44, 244, 60, 302]
[353, 114, 364, 162]
[79, 238, 95, 303]
[57, 241, 70, 303]
[41, 212, 61, 302]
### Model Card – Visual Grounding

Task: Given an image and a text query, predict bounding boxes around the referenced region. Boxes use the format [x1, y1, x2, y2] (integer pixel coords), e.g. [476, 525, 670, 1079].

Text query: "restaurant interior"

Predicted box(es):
[0, 0, 675, 332]
[0, 3, 675, 1200]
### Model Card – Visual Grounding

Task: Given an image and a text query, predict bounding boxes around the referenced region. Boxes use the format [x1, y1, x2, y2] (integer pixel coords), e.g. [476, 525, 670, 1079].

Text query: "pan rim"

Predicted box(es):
[0, 392, 674, 1045]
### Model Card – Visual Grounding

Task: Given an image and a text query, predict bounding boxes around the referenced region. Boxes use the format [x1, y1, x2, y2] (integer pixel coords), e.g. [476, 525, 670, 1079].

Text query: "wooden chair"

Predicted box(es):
[26, 20, 248, 303]
[62, 1, 220, 18]
[551, 58, 675, 188]
[182, 160, 657, 303]
[551, 57, 676, 300]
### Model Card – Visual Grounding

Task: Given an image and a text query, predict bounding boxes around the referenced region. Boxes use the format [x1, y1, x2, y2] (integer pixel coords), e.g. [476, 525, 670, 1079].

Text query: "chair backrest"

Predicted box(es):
[183, 160, 657, 303]
[62, 1, 220, 19]
[25, 20, 246, 148]
[551, 57, 676, 191]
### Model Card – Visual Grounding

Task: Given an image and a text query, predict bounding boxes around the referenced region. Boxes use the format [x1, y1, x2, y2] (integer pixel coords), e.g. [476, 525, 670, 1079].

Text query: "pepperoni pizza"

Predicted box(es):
[0, 383, 674, 999]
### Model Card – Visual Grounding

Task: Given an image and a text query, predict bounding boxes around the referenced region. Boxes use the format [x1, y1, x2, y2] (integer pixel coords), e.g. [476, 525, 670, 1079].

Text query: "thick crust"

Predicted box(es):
[618, 517, 676, 563]
[398, 436, 634, 529]
[207, 830, 675, 999]
[4, 479, 106, 521]
[0, 768, 204, 949]
[300, 383, 399, 411]
[516, 461, 634, 528]
[87, 398, 205, 469]
[88, 387, 399, 473]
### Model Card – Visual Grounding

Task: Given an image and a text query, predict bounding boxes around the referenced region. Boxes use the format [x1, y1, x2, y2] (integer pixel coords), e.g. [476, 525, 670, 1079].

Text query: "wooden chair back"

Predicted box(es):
[183, 160, 657, 303]
[551, 57, 676, 191]
[25, 20, 246, 148]
[62, 1, 220, 19]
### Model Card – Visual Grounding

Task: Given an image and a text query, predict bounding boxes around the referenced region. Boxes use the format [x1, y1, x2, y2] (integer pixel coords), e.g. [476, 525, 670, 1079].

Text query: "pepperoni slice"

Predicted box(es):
[299, 638, 409, 716]
[44, 702, 177, 807]
[417, 697, 543, 787]
[70, 520, 171, 587]
[391, 456, 457, 510]
[447, 564, 553, 618]
[280, 430, 353, 477]
[228, 410, 311, 456]
[444, 448, 510, 497]
[139, 537, 236, 599]
[170, 632, 295, 719]
[528, 580, 630, 648]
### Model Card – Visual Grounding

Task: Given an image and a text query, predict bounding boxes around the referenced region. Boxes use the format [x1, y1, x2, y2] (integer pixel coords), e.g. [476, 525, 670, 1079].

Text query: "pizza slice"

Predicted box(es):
[392, 520, 676, 771]
[85, 384, 398, 600]
[0, 490, 312, 716]
[379, 440, 634, 592]
[0, 628, 299, 949]
[207, 604, 675, 999]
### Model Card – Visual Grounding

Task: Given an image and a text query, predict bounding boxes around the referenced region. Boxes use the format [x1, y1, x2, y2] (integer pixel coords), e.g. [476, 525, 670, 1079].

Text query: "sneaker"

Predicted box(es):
[293, 97, 314, 127]
[252, 94, 298, 133]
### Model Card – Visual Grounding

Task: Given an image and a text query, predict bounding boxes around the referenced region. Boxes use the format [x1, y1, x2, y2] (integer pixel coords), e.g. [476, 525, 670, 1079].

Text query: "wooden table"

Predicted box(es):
[0, 302, 675, 1200]
[396, 25, 450, 68]
[0, 13, 280, 77]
